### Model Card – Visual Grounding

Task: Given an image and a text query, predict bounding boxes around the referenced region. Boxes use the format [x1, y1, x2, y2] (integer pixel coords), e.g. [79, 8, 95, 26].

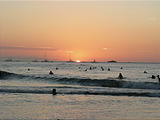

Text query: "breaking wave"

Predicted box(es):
[0, 70, 26, 79]
[0, 86, 159, 98]
[0, 70, 160, 90]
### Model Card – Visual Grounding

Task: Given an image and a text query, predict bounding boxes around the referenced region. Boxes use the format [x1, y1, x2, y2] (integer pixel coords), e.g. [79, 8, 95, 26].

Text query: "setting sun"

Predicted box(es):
[76, 60, 81, 63]
[0, 1, 160, 62]
[0, 1, 160, 120]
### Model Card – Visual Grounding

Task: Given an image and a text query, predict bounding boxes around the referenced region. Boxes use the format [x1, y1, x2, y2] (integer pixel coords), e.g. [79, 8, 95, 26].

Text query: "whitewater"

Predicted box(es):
[0, 61, 160, 119]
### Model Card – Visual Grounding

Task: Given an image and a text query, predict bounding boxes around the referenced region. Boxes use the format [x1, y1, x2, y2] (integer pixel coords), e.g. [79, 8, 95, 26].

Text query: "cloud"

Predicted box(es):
[0, 46, 56, 51]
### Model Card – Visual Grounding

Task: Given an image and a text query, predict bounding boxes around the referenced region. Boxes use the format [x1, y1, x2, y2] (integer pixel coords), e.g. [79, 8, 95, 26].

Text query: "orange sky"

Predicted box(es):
[0, 1, 160, 62]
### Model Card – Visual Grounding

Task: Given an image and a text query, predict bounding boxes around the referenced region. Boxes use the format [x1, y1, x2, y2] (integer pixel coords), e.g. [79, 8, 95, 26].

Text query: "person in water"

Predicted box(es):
[118, 73, 124, 79]
[52, 89, 57, 95]
[144, 71, 147, 73]
[101, 67, 104, 71]
[49, 71, 54, 75]
[151, 75, 156, 79]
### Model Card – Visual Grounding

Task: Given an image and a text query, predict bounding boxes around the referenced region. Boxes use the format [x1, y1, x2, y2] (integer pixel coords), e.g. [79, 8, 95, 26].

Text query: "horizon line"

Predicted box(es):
[0, 58, 159, 63]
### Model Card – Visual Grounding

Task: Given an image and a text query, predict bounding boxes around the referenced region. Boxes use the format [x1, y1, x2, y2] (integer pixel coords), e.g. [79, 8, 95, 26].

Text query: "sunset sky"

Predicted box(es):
[0, 0, 160, 62]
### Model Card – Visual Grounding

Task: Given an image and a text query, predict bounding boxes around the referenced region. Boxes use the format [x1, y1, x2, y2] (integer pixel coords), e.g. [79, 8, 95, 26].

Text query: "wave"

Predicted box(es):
[0, 87, 159, 98]
[0, 70, 160, 90]
[0, 70, 26, 79]
[56, 78, 160, 90]
[0, 70, 15, 78]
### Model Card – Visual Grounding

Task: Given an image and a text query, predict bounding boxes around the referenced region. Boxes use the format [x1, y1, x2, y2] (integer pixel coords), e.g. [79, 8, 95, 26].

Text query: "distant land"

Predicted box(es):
[107, 60, 117, 63]
[0, 57, 159, 63]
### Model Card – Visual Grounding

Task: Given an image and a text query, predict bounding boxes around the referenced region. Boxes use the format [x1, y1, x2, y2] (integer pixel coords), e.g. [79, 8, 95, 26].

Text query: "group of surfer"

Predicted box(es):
[26, 65, 159, 83]
[26, 66, 160, 96]
[49, 68, 160, 83]
[81, 66, 124, 79]
[48, 66, 125, 80]
[80, 66, 119, 72]
[143, 70, 160, 82]
[48, 67, 59, 75]
[151, 75, 160, 82]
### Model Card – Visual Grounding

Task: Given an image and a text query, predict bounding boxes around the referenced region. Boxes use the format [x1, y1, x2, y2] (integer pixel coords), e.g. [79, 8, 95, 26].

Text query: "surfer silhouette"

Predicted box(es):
[52, 89, 57, 95]
[101, 67, 104, 71]
[49, 71, 54, 75]
[151, 75, 156, 79]
[144, 71, 147, 73]
[118, 73, 124, 79]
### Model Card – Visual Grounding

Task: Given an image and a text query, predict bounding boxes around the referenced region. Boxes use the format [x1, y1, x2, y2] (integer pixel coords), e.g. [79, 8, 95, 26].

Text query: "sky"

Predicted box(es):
[0, 0, 160, 62]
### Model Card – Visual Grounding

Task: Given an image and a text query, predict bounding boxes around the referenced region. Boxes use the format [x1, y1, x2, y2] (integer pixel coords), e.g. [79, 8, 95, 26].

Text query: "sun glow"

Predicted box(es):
[76, 60, 81, 63]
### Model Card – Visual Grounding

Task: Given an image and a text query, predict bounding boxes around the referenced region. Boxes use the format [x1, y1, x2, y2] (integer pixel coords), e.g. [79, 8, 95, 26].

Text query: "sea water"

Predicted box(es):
[0, 61, 160, 119]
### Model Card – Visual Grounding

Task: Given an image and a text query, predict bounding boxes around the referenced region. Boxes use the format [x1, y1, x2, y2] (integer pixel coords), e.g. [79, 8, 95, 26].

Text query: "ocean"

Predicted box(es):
[0, 61, 160, 120]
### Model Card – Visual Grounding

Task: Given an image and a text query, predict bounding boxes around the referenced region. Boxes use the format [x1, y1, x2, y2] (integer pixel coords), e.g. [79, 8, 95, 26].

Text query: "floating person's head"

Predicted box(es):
[144, 71, 147, 73]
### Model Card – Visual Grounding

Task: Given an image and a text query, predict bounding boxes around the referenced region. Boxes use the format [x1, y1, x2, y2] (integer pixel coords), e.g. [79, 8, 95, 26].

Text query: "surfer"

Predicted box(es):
[101, 67, 104, 71]
[89, 67, 92, 70]
[52, 89, 57, 95]
[49, 71, 54, 75]
[144, 71, 147, 73]
[118, 73, 124, 79]
[151, 75, 156, 79]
